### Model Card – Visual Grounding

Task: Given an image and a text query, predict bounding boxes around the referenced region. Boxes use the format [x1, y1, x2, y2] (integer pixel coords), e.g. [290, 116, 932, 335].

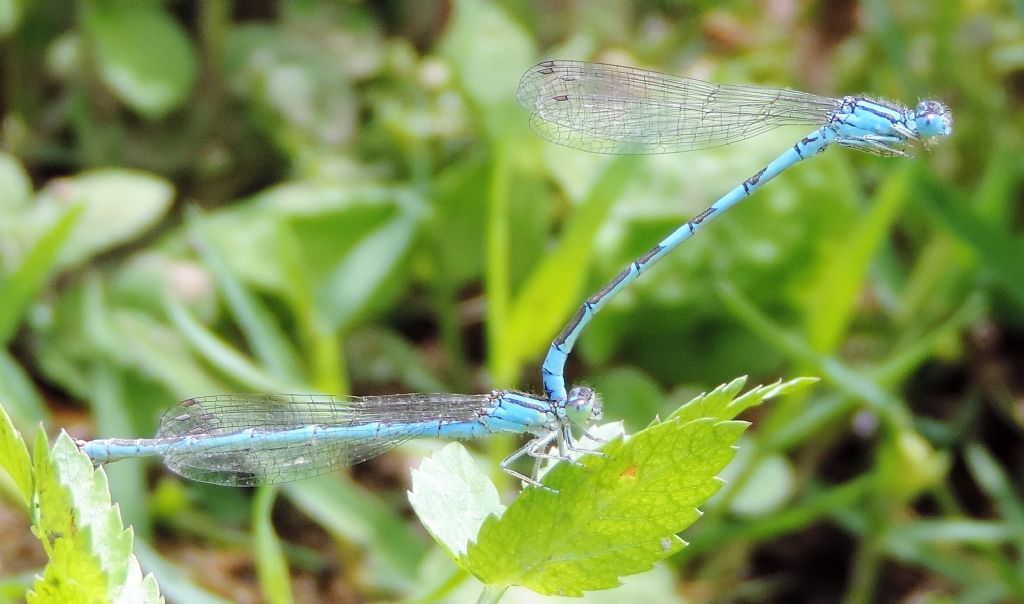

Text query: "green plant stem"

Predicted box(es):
[161, 510, 327, 572]
[408, 566, 470, 603]
[199, 0, 228, 87]
[485, 142, 513, 386]
[411, 141, 469, 392]
[716, 279, 911, 429]
[844, 534, 882, 604]
[683, 475, 871, 560]
[475, 584, 508, 604]
[253, 486, 293, 604]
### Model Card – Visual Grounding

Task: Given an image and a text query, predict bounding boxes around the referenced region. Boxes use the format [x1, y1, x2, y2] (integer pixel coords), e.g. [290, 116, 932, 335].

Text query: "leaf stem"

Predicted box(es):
[476, 584, 508, 604]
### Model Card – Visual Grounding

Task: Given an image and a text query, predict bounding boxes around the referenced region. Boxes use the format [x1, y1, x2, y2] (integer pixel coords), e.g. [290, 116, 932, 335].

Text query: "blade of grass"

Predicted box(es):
[253, 486, 293, 604]
[284, 477, 428, 587]
[274, 223, 345, 395]
[185, 206, 303, 382]
[112, 310, 223, 398]
[716, 279, 910, 428]
[0, 347, 48, 431]
[680, 475, 870, 560]
[503, 155, 641, 369]
[164, 291, 302, 393]
[915, 168, 1024, 311]
[0, 203, 82, 343]
[485, 140, 514, 385]
[804, 166, 911, 352]
[965, 445, 1024, 558]
[133, 538, 231, 604]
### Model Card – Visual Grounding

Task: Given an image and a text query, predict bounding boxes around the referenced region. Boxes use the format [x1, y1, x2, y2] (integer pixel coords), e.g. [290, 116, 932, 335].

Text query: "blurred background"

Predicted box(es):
[1, 0, 1022, 602]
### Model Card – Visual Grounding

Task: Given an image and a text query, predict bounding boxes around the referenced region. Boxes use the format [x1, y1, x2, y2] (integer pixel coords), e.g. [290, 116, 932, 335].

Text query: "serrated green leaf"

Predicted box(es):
[723, 377, 818, 419]
[30, 427, 122, 601]
[409, 443, 506, 558]
[48, 434, 131, 586]
[0, 400, 32, 508]
[465, 417, 735, 595]
[29, 430, 163, 603]
[453, 377, 812, 596]
[83, 2, 197, 117]
[668, 376, 818, 425]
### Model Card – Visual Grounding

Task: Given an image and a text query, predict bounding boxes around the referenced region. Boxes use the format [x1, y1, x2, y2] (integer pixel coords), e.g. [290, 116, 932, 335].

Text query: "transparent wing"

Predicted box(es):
[516, 60, 842, 154]
[156, 392, 497, 486]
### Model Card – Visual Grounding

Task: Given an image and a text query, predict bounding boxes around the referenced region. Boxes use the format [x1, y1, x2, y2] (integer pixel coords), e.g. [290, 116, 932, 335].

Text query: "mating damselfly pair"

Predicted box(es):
[79, 60, 953, 488]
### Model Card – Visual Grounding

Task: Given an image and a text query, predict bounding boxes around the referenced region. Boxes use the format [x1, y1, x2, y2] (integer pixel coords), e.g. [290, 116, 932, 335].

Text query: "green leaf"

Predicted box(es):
[726, 451, 795, 517]
[319, 207, 421, 330]
[30, 170, 173, 267]
[915, 167, 1024, 312]
[0, 400, 32, 509]
[877, 429, 950, 502]
[202, 183, 406, 294]
[0, 151, 32, 211]
[0, 203, 82, 344]
[163, 291, 300, 393]
[186, 207, 303, 383]
[409, 443, 506, 558]
[284, 477, 429, 585]
[0, 0, 22, 36]
[803, 166, 911, 352]
[110, 310, 223, 398]
[964, 444, 1024, 533]
[503, 156, 640, 367]
[441, 0, 533, 109]
[83, 2, 197, 117]
[0, 338, 50, 432]
[456, 377, 813, 596]
[132, 538, 229, 604]
[273, 224, 346, 394]
[253, 487, 293, 604]
[28, 430, 163, 603]
[667, 376, 816, 424]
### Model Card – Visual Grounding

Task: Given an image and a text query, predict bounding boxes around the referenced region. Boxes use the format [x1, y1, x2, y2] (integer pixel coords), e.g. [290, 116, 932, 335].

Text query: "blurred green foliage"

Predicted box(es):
[1, 0, 1022, 602]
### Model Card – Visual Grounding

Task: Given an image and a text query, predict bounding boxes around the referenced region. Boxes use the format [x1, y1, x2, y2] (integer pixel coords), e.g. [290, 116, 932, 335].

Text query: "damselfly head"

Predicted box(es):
[565, 385, 603, 424]
[915, 100, 953, 140]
